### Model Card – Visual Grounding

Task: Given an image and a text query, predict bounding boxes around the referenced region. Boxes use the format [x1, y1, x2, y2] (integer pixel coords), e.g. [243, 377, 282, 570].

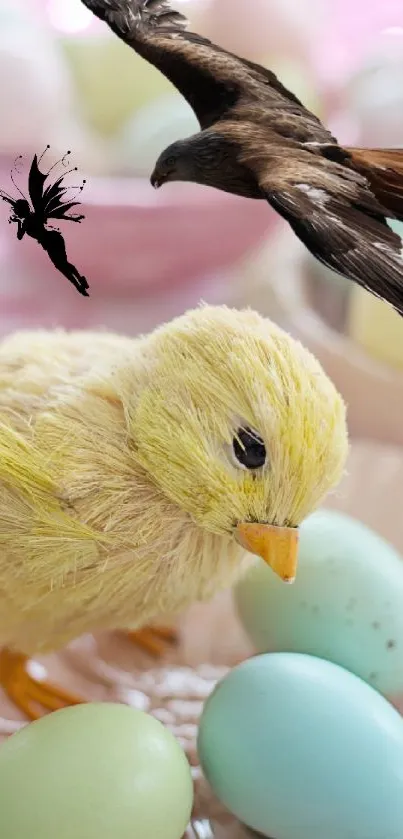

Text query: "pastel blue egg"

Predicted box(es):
[235, 510, 403, 696]
[198, 654, 403, 839]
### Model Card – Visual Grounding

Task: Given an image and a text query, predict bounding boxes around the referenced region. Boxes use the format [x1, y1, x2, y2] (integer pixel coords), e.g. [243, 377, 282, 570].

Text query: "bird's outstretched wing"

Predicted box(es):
[80, 0, 330, 138]
[257, 152, 403, 313]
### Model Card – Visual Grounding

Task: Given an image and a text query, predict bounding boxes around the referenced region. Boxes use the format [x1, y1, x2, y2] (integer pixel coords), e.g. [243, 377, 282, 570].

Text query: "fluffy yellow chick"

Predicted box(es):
[0, 305, 347, 717]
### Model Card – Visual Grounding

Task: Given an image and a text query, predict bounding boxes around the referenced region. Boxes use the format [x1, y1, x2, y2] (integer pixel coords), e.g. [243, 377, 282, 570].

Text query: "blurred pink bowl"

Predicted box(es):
[2, 171, 276, 297]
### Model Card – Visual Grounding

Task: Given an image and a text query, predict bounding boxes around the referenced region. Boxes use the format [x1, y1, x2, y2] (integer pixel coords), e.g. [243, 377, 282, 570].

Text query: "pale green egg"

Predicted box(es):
[0, 703, 193, 839]
[235, 510, 403, 695]
[63, 36, 173, 137]
[198, 653, 403, 839]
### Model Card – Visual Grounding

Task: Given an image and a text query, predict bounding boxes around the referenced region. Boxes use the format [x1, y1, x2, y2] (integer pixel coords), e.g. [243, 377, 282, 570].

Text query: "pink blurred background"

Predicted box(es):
[0, 0, 402, 336]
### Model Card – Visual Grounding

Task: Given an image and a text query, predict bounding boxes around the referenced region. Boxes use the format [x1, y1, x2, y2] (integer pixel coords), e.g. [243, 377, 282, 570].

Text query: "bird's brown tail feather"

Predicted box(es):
[346, 147, 403, 221]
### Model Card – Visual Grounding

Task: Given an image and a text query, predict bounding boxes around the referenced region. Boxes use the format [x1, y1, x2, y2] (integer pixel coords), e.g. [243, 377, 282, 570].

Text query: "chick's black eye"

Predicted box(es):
[165, 156, 176, 167]
[233, 427, 266, 470]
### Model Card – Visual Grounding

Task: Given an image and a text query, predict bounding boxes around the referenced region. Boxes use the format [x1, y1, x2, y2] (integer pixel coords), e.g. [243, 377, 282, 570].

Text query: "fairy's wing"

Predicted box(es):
[27, 154, 48, 215]
[29, 156, 84, 223]
[42, 174, 84, 221]
[44, 195, 84, 220]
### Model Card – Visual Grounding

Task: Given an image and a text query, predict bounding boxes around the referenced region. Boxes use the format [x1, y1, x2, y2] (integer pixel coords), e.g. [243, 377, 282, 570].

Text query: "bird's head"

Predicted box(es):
[150, 133, 233, 190]
[150, 140, 192, 189]
[129, 306, 348, 585]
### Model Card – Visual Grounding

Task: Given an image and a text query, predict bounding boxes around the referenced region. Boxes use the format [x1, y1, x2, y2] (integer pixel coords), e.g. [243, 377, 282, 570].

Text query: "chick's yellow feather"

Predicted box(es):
[0, 306, 348, 655]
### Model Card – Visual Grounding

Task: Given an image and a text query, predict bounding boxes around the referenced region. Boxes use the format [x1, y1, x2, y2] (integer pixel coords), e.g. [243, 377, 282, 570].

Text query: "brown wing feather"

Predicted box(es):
[80, 0, 335, 139]
[247, 147, 403, 313]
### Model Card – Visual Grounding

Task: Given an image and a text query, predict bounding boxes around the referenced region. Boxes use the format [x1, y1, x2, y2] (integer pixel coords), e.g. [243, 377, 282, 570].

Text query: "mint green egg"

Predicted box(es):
[235, 510, 403, 695]
[0, 703, 193, 839]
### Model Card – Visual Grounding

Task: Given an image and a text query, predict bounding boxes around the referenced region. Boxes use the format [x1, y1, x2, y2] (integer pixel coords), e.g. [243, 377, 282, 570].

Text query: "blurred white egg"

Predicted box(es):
[113, 93, 199, 176]
[0, 0, 89, 159]
[346, 29, 403, 145]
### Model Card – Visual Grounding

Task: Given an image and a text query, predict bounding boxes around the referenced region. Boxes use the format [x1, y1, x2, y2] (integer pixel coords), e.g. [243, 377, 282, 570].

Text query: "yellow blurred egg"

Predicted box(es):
[348, 287, 403, 370]
[235, 509, 403, 696]
[347, 221, 403, 369]
[0, 703, 193, 839]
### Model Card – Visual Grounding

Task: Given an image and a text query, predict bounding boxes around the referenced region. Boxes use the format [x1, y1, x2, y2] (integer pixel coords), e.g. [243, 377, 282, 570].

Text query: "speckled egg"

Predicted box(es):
[198, 653, 403, 839]
[0, 703, 193, 839]
[235, 509, 403, 695]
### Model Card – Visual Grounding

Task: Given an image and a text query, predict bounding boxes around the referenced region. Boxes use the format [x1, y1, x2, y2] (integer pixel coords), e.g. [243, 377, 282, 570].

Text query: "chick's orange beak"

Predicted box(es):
[235, 522, 299, 583]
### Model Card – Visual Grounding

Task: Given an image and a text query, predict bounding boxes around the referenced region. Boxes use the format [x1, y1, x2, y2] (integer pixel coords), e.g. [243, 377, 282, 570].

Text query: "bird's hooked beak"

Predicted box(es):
[150, 171, 165, 190]
[235, 522, 299, 583]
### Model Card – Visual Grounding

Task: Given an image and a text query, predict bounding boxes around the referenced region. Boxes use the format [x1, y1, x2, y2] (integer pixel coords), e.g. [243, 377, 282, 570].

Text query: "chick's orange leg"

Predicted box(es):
[124, 626, 178, 657]
[0, 648, 84, 720]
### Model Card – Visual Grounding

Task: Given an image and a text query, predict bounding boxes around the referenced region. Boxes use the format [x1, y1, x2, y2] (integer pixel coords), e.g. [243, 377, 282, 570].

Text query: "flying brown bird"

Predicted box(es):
[82, 0, 403, 313]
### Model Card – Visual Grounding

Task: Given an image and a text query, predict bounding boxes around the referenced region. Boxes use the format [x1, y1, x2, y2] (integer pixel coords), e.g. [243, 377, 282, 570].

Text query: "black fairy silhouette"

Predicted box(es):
[0, 146, 90, 297]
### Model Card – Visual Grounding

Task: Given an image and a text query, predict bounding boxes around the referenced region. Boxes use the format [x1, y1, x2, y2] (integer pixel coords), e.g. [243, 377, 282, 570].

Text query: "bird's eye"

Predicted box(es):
[165, 156, 176, 168]
[233, 427, 266, 470]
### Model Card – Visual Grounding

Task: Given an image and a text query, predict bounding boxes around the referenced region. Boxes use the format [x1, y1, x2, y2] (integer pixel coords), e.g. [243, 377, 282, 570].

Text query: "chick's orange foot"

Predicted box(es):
[124, 626, 178, 657]
[0, 648, 84, 720]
